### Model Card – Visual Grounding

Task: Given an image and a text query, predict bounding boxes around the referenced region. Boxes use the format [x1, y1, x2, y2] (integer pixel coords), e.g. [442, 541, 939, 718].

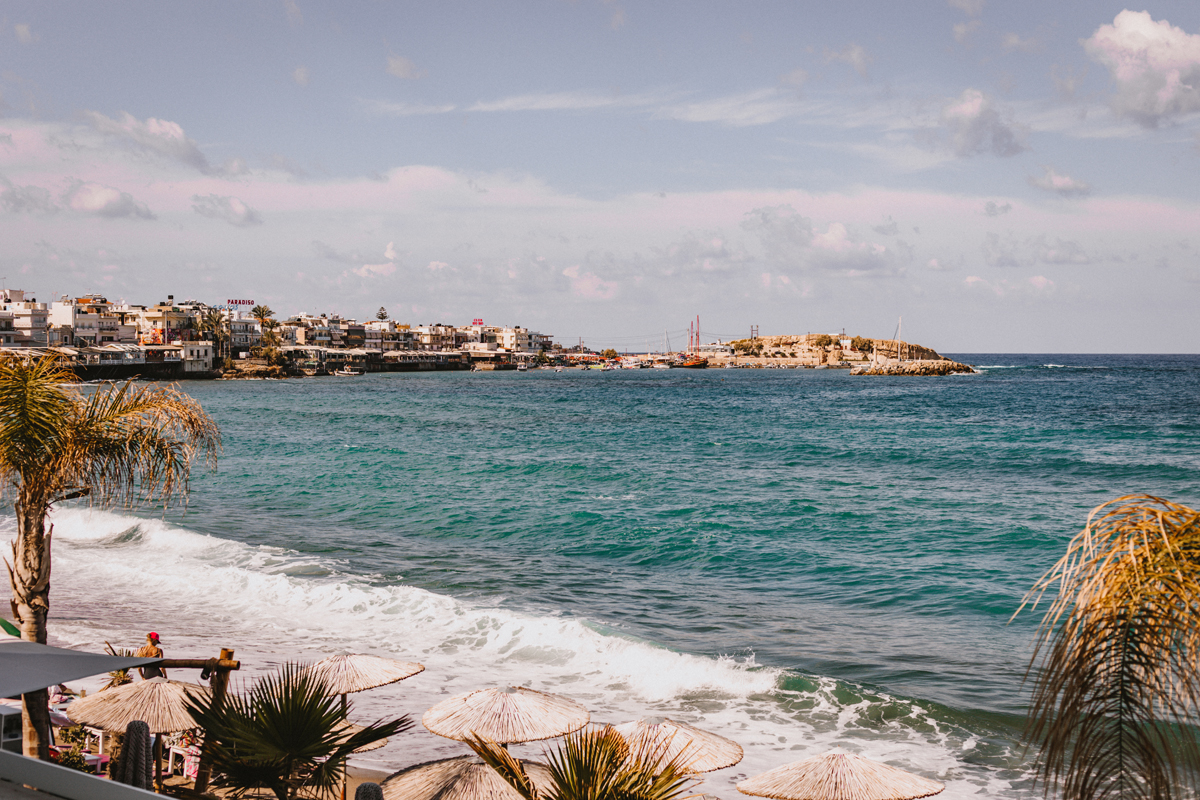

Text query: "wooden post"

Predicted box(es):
[155, 733, 163, 793]
[192, 649, 234, 795]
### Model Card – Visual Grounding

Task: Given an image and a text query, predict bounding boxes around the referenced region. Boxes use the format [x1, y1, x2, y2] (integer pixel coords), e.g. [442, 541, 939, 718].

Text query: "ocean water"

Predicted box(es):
[14, 353, 1200, 798]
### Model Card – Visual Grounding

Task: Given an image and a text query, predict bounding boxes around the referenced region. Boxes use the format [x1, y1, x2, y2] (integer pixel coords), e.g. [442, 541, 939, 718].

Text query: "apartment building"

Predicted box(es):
[0, 290, 48, 346]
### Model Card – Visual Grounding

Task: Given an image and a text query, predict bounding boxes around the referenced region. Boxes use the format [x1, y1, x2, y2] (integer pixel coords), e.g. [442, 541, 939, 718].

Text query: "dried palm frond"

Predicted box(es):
[102, 641, 135, 690]
[736, 752, 943, 800]
[1017, 495, 1200, 800]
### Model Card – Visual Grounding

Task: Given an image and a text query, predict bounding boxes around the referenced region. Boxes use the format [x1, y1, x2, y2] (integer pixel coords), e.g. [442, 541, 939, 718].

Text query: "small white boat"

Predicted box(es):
[335, 366, 365, 376]
[517, 362, 529, 372]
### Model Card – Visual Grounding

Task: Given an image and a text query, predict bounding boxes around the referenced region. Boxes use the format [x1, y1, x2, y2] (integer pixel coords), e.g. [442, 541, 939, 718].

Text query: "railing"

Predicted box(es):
[0, 749, 159, 799]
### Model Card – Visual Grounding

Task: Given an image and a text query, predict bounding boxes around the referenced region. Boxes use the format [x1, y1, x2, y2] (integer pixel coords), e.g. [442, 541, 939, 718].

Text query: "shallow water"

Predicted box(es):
[18, 353, 1200, 798]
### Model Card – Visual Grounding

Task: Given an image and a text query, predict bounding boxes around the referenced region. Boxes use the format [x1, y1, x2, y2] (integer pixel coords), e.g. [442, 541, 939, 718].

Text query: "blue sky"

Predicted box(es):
[3, 1, 1199, 351]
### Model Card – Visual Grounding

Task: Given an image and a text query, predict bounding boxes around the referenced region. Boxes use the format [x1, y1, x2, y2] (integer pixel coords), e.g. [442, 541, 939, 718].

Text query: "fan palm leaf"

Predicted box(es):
[468, 725, 697, 800]
[1018, 495, 1200, 800]
[187, 662, 412, 800]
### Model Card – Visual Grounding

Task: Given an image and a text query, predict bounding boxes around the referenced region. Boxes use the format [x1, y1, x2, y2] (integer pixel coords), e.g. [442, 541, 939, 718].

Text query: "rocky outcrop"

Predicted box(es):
[850, 360, 977, 376]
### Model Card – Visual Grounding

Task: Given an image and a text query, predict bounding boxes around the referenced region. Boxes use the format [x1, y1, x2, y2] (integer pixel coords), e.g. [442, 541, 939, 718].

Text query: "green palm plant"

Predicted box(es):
[199, 308, 230, 360]
[250, 305, 275, 326]
[467, 725, 697, 800]
[1019, 495, 1200, 800]
[0, 354, 220, 758]
[187, 663, 412, 800]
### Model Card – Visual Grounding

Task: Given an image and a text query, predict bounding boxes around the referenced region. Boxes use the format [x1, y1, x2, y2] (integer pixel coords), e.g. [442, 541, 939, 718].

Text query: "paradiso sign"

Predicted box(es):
[210, 299, 255, 310]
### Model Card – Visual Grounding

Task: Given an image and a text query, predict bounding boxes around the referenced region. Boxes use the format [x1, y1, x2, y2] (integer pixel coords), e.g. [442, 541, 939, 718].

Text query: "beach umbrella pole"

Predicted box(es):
[155, 734, 163, 793]
[341, 693, 348, 800]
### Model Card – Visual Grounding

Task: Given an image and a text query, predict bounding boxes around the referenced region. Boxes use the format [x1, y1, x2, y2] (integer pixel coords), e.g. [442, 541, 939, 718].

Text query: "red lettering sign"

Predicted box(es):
[472, 318, 483, 325]
[227, 299, 255, 305]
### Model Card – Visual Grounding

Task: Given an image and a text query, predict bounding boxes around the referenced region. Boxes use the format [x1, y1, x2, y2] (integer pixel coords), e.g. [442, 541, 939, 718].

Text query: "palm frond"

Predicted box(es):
[187, 662, 411, 800]
[1019, 495, 1200, 800]
[468, 725, 697, 800]
[467, 733, 543, 800]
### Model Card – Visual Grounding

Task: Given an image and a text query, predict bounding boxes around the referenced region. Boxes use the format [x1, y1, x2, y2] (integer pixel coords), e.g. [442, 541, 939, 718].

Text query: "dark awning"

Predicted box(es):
[0, 637, 162, 698]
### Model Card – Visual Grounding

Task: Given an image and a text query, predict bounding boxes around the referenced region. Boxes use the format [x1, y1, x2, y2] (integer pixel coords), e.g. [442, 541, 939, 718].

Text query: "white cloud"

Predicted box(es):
[191, 194, 262, 226]
[384, 241, 397, 260]
[947, 0, 983, 16]
[354, 262, 395, 278]
[940, 89, 1027, 157]
[824, 43, 872, 78]
[386, 54, 425, 80]
[14, 24, 36, 44]
[470, 90, 659, 113]
[85, 111, 218, 174]
[563, 265, 617, 299]
[284, 0, 303, 26]
[954, 20, 981, 44]
[1028, 165, 1091, 197]
[363, 99, 457, 116]
[1084, 10, 1200, 127]
[292, 66, 310, 87]
[1035, 237, 1090, 264]
[1001, 32, 1042, 52]
[1, 183, 57, 214]
[982, 232, 1022, 267]
[742, 205, 891, 274]
[984, 200, 1012, 216]
[780, 68, 808, 88]
[659, 89, 800, 127]
[64, 181, 154, 219]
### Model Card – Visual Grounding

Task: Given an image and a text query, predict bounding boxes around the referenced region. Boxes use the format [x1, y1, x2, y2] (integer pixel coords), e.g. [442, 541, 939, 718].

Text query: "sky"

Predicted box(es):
[2, 1, 1199, 352]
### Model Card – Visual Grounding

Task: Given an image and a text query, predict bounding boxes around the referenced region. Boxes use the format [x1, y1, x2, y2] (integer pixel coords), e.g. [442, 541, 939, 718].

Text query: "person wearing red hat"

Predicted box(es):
[135, 632, 168, 680]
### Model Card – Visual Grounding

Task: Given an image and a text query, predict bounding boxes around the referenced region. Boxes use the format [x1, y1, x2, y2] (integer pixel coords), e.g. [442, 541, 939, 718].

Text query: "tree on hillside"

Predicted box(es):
[851, 335, 873, 353]
[812, 334, 834, 348]
[1020, 496, 1200, 800]
[0, 355, 220, 758]
[376, 307, 388, 320]
[601, 348, 618, 359]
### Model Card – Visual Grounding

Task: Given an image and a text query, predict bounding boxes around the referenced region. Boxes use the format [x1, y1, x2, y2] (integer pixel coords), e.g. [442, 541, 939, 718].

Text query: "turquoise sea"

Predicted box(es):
[24, 354, 1200, 798]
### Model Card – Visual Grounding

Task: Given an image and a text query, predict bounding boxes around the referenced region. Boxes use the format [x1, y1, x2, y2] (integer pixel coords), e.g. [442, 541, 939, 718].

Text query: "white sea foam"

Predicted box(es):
[4, 508, 1031, 798]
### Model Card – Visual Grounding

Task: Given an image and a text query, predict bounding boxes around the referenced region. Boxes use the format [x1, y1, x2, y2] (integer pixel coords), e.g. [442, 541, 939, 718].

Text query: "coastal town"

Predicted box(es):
[0, 289, 971, 378]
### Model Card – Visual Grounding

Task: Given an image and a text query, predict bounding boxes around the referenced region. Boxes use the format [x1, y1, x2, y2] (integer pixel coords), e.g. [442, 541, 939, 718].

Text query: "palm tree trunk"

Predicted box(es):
[7, 500, 52, 759]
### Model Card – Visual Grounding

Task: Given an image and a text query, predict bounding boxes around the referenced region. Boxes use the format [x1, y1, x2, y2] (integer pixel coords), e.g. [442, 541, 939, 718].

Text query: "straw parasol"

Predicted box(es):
[65, 677, 209, 792]
[380, 755, 554, 800]
[737, 752, 945, 800]
[307, 654, 425, 695]
[613, 716, 743, 773]
[64, 677, 207, 734]
[307, 654, 424, 800]
[422, 686, 589, 744]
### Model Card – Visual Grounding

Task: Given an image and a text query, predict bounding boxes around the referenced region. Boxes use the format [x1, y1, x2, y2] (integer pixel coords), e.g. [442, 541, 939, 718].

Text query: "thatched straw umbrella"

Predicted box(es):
[65, 677, 209, 792]
[380, 754, 554, 800]
[612, 716, 743, 773]
[307, 654, 425, 695]
[737, 752, 945, 800]
[307, 654, 424, 800]
[422, 686, 589, 744]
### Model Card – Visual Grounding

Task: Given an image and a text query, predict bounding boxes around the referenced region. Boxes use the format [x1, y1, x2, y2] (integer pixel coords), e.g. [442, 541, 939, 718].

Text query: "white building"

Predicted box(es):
[0, 290, 48, 346]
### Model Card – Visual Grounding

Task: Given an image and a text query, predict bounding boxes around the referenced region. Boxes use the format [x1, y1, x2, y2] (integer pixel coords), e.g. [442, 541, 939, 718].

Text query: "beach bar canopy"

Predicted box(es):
[422, 686, 589, 744]
[613, 716, 743, 773]
[381, 755, 554, 800]
[0, 635, 162, 698]
[737, 752, 945, 800]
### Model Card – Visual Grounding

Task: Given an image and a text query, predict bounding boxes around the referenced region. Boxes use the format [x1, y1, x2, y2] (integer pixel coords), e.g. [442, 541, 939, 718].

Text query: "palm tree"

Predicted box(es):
[187, 663, 411, 800]
[199, 308, 230, 362]
[1019, 495, 1200, 800]
[250, 305, 275, 326]
[468, 725, 697, 800]
[0, 354, 220, 758]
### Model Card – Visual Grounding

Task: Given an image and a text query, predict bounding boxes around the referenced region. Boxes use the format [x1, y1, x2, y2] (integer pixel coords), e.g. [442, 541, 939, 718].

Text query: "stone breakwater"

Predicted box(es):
[850, 359, 978, 376]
